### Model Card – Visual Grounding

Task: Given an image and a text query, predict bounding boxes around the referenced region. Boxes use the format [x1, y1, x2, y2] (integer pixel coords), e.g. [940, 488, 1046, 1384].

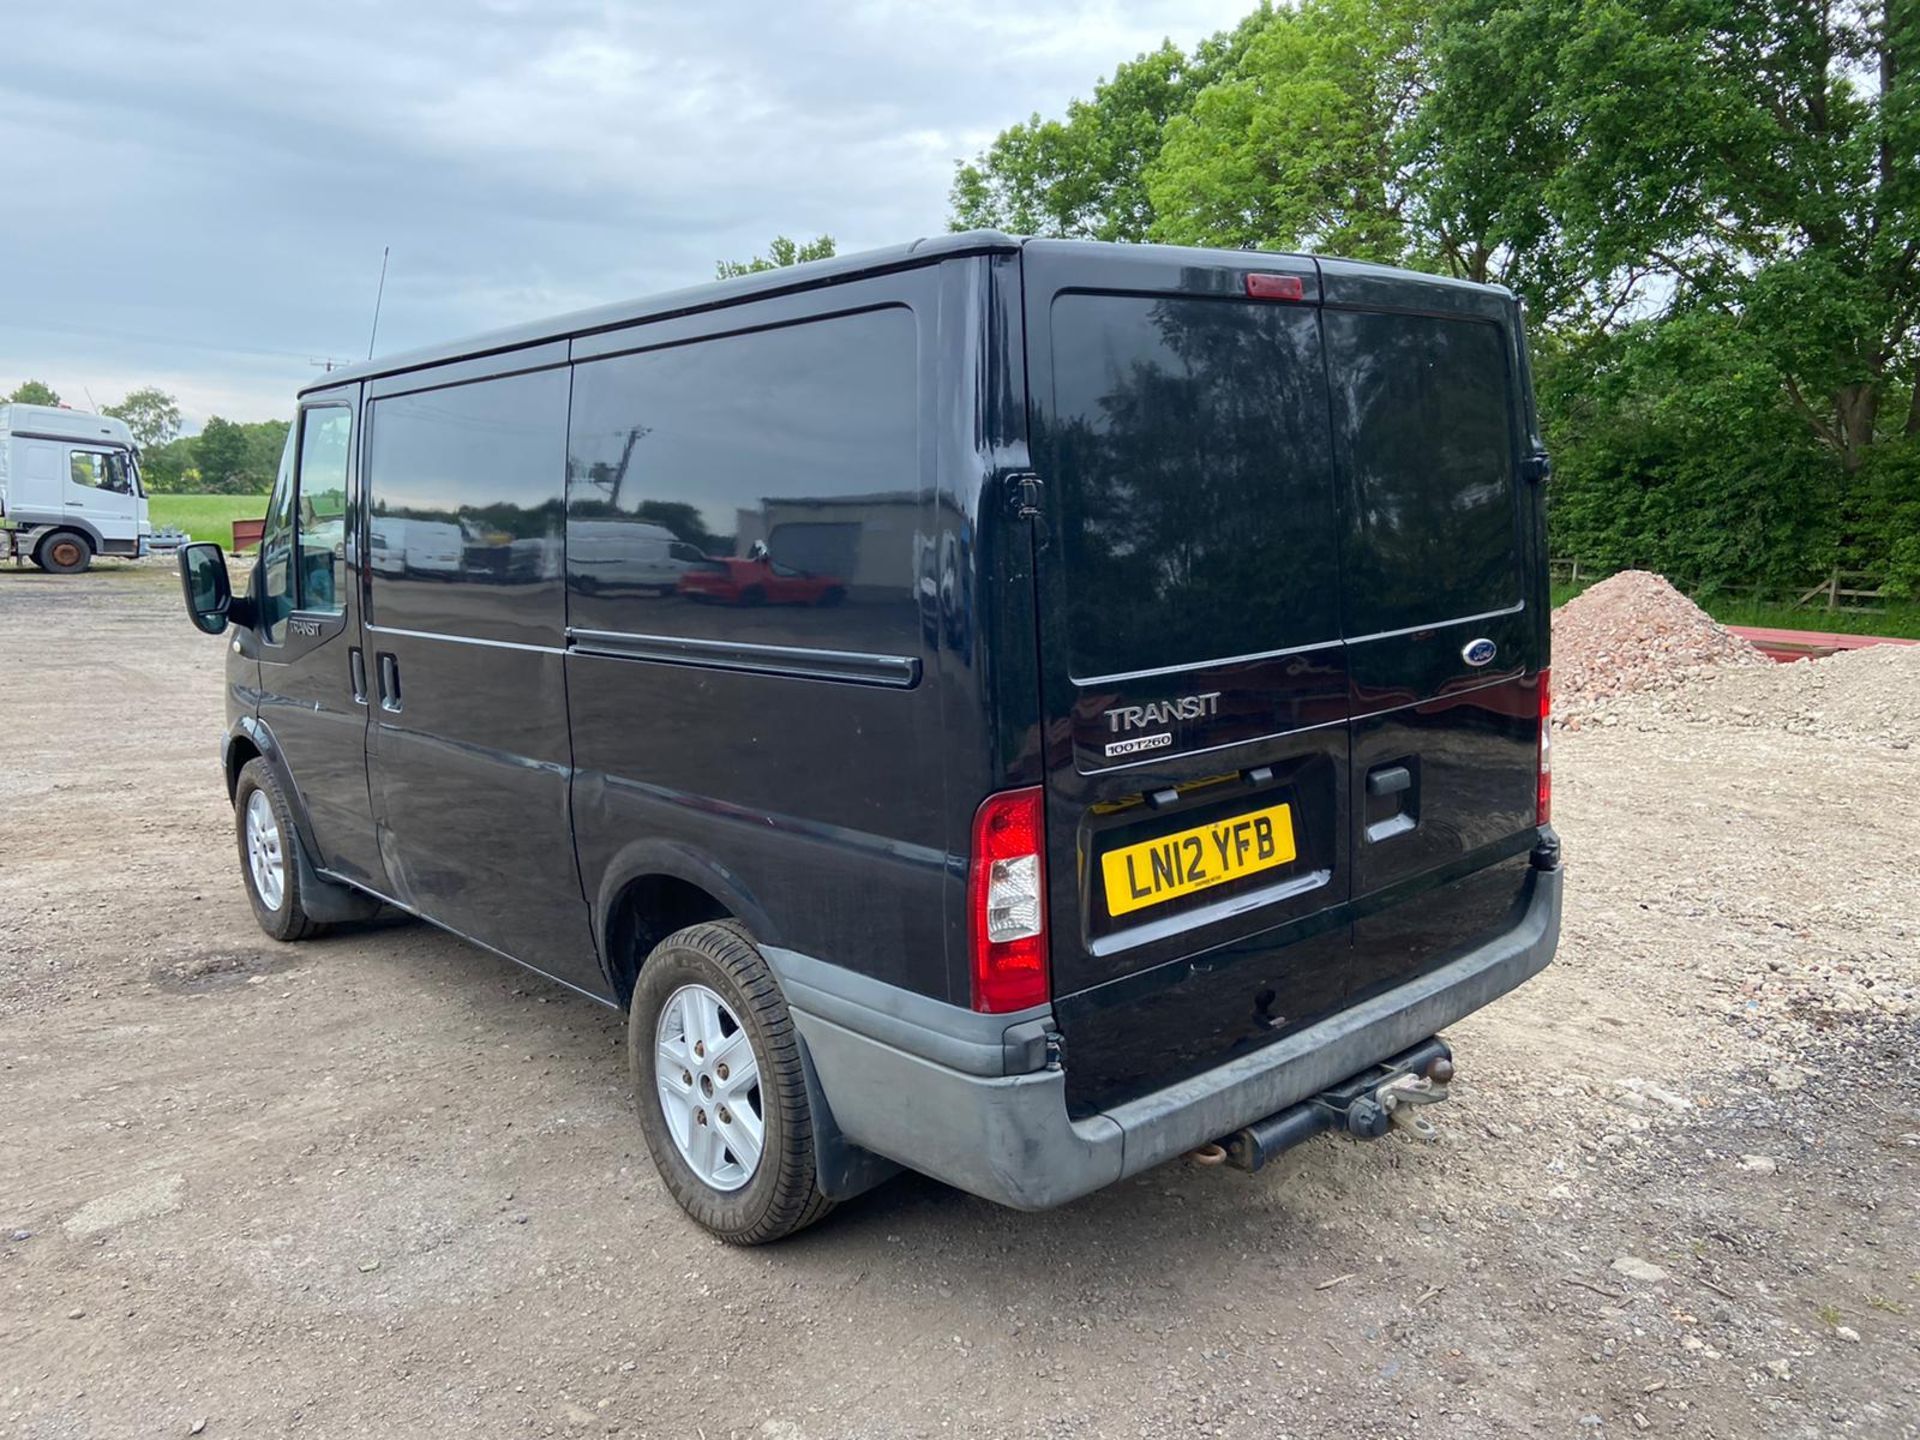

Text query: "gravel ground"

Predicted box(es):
[2, 563, 1916, 1439]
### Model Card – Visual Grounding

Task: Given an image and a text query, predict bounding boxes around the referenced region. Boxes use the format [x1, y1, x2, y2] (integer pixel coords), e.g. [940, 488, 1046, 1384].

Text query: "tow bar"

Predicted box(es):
[1219, 1037, 1455, 1173]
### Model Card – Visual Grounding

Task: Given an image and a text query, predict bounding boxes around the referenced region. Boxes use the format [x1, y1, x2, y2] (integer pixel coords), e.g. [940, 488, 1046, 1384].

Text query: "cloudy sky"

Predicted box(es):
[1, 0, 1250, 431]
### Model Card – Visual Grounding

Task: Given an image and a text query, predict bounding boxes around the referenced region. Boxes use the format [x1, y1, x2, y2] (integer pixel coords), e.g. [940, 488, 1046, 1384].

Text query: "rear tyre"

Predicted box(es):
[35, 530, 92, 574]
[629, 921, 834, 1244]
[233, 758, 327, 942]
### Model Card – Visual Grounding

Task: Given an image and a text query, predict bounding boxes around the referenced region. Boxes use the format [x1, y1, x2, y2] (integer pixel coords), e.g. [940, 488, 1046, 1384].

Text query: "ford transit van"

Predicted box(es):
[178, 234, 1560, 1242]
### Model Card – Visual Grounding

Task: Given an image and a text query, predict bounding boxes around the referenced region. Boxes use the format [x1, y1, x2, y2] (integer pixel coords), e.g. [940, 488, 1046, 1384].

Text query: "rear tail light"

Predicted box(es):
[968, 786, 1048, 1013]
[1536, 668, 1552, 825]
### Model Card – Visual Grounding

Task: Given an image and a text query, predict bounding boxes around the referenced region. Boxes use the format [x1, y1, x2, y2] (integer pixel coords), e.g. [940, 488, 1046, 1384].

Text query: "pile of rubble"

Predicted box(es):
[1552, 570, 1767, 719]
[1629, 639, 1920, 748]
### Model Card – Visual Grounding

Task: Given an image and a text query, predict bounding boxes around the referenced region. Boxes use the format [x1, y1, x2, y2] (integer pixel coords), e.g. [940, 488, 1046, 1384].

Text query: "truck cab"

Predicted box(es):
[0, 404, 150, 573]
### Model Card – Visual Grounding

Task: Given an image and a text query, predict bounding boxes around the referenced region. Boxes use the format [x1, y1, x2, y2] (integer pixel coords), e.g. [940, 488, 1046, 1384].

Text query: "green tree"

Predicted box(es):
[1146, 0, 1429, 261]
[1426, 0, 1918, 580]
[950, 0, 1919, 594]
[139, 436, 198, 493]
[1377, 0, 1582, 311]
[950, 41, 1214, 240]
[950, 14, 1276, 240]
[715, 235, 837, 279]
[103, 387, 183, 450]
[240, 420, 291, 486]
[194, 417, 257, 494]
[1427, 0, 1917, 471]
[7, 379, 61, 406]
[1539, 314, 1840, 593]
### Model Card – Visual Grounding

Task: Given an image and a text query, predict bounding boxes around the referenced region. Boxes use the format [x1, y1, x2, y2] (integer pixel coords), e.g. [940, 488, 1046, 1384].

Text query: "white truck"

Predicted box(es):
[0, 404, 151, 573]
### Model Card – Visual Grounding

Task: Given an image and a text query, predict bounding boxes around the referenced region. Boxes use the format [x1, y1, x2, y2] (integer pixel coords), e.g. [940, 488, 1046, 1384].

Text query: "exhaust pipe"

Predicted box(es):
[1220, 1038, 1455, 1173]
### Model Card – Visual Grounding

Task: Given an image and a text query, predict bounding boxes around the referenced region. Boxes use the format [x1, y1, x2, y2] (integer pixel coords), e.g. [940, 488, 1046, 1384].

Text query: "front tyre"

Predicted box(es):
[233, 759, 326, 941]
[629, 922, 833, 1244]
[34, 530, 92, 574]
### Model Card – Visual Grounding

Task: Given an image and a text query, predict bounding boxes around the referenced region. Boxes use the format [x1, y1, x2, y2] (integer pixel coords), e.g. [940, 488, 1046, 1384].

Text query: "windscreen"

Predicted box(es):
[1045, 293, 1340, 680]
[1324, 311, 1521, 633]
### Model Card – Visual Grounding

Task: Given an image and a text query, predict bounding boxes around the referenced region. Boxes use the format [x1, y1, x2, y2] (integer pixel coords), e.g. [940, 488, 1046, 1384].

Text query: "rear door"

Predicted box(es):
[1320, 264, 1547, 1003]
[1021, 242, 1353, 1113]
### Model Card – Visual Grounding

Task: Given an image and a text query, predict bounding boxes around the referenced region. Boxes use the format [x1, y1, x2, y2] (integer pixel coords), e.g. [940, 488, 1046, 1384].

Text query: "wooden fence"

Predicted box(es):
[1793, 570, 1887, 613]
[1551, 560, 1889, 613]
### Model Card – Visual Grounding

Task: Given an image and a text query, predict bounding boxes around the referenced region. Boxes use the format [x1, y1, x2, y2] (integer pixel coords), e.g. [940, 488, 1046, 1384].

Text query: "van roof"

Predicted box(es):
[0, 405, 136, 448]
[301, 233, 1521, 400]
[302, 230, 1025, 397]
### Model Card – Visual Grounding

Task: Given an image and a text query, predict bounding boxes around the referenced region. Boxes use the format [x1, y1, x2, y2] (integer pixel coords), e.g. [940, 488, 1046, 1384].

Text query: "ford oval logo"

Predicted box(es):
[1462, 638, 1497, 667]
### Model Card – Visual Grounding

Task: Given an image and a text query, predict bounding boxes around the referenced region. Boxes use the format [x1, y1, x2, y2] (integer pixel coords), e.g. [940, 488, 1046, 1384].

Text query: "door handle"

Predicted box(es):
[376, 652, 402, 713]
[1365, 759, 1418, 843]
[1367, 764, 1412, 797]
[349, 647, 368, 706]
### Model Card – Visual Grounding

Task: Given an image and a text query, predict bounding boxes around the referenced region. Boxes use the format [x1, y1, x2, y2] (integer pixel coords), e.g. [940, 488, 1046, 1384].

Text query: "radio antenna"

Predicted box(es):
[366, 245, 390, 360]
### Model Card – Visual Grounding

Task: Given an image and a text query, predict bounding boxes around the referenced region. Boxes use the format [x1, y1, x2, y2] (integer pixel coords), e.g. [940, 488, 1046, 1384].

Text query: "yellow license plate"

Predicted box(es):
[1101, 802, 1297, 917]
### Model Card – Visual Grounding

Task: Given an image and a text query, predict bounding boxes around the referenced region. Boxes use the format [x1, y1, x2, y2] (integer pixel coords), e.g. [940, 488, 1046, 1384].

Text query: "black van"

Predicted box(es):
[178, 234, 1560, 1243]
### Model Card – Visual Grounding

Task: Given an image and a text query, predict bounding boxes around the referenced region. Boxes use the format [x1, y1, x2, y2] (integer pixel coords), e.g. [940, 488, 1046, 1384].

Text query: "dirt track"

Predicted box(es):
[2, 562, 1916, 1439]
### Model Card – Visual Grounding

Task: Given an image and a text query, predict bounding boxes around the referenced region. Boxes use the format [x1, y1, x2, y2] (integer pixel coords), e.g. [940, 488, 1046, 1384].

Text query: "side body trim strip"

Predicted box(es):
[566, 627, 922, 688]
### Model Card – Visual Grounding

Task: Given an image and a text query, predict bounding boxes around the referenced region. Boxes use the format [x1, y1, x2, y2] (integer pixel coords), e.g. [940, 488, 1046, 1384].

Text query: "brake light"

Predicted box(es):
[1536, 668, 1552, 825]
[1245, 272, 1306, 302]
[968, 786, 1048, 1013]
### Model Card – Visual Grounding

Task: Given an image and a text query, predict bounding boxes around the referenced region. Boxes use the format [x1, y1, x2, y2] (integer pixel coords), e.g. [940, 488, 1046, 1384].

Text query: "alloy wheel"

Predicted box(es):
[654, 983, 764, 1191]
[244, 789, 285, 912]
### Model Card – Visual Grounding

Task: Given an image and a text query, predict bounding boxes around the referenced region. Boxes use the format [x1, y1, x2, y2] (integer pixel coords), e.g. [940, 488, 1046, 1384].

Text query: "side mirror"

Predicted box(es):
[178, 542, 234, 634]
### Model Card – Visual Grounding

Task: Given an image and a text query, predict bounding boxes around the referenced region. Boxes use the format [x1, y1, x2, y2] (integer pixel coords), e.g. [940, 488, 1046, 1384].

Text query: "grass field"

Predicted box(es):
[148, 493, 267, 544]
[1550, 580, 1920, 638]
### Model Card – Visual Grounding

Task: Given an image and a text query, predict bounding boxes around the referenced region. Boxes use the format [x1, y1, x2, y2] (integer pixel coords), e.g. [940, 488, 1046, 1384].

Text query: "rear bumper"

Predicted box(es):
[778, 862, 1561, 1210]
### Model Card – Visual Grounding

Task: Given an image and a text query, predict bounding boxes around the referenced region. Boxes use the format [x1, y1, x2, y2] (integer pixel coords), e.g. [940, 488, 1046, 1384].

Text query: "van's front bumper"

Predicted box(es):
[774, 862, 1561, 1211]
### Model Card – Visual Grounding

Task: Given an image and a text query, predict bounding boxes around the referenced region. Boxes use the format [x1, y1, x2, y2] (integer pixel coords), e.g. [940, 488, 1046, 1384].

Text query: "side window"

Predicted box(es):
[69, 451, 103, 489]
[260, 407, 354, 639]
[366, 369, 569, 645]
[258, 431, 298, 643]
[296, 408, 351, 615]
[69, 450, 133, 495]
[566, 306, 922, 646]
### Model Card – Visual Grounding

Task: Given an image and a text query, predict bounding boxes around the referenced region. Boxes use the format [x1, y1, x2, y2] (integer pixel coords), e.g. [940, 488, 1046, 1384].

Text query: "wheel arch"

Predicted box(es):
[225, 716, 322, 857]
[222, 727, 263, 802]
[32, 518, 106, 552]
[224, 717, 382, 925]
[593, 841, 781, 1010]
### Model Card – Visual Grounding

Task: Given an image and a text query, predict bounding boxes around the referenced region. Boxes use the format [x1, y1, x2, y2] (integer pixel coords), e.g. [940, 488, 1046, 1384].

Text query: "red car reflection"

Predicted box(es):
[677, 555, 848, 607]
